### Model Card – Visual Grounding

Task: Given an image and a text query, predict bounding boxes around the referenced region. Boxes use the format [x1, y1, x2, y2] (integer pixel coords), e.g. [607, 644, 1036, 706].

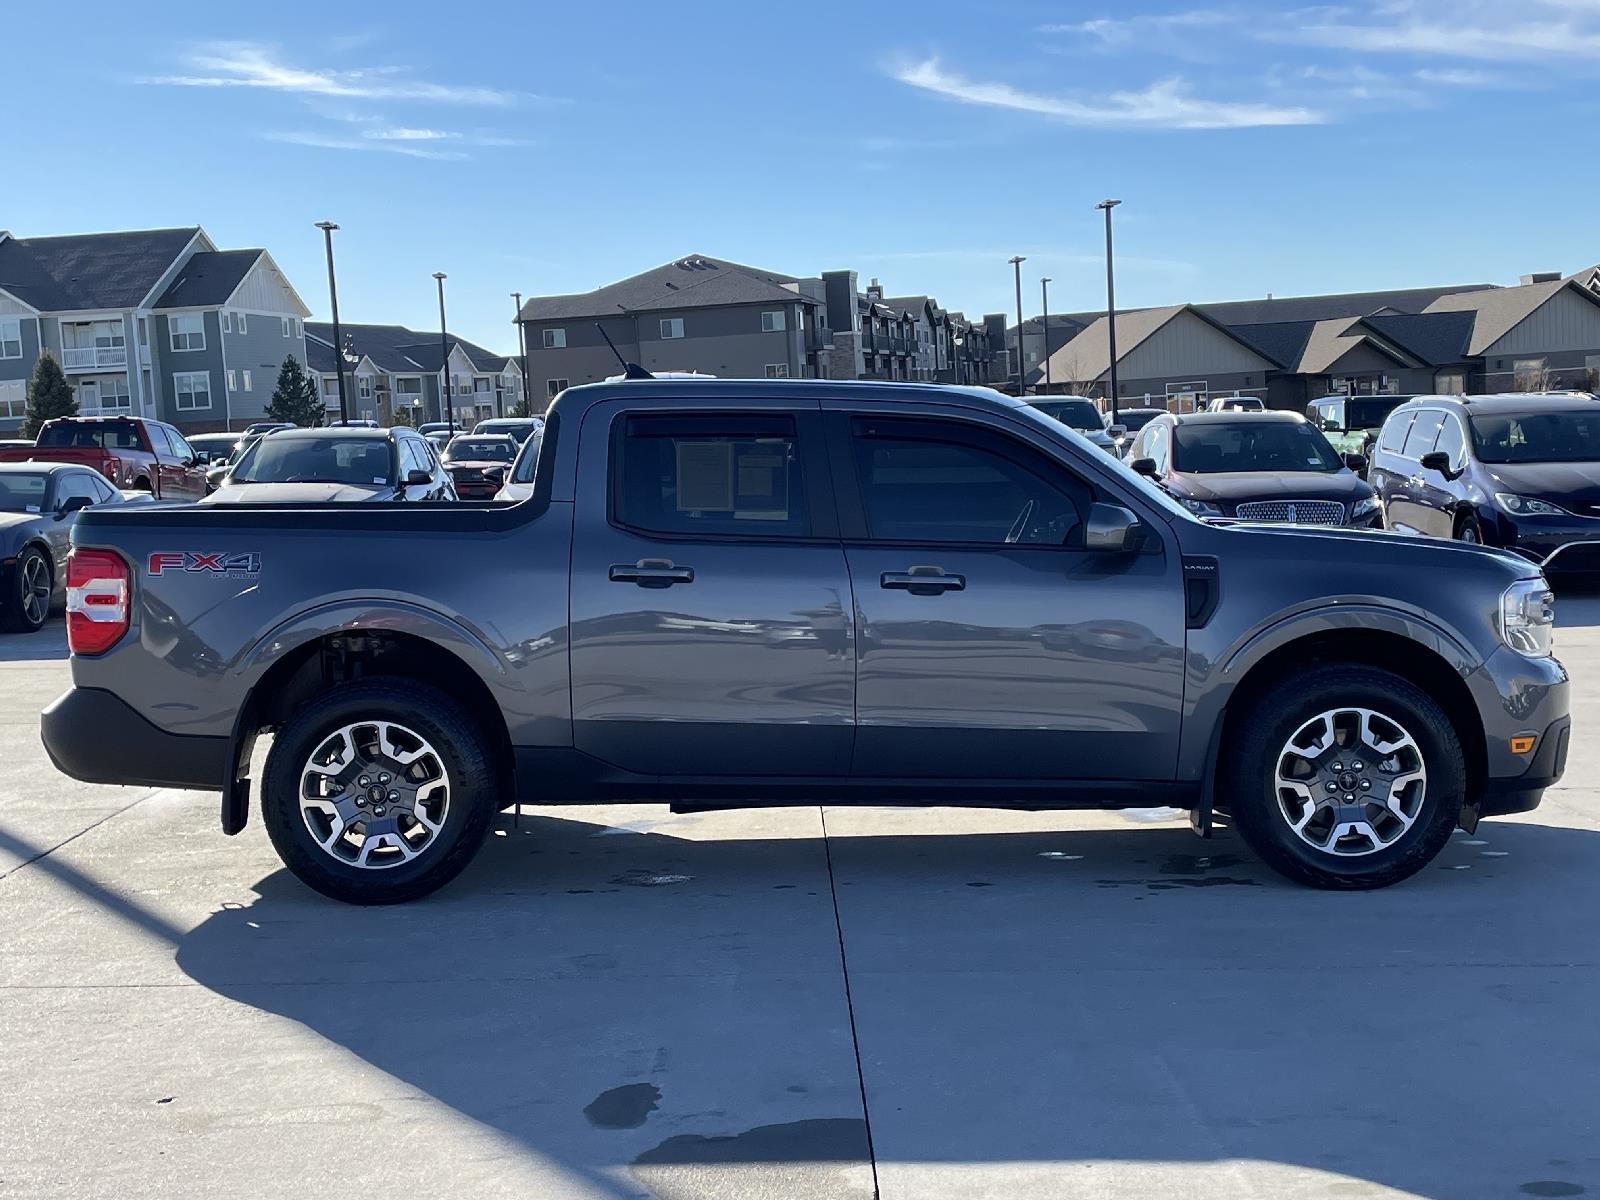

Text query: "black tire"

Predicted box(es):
[131, 476, 152, 493]
[1454, 513, 1483, 544]
[1, 545, 51, 633]
[261, 679, 498, 904]
[1223, 666, 1464, 890]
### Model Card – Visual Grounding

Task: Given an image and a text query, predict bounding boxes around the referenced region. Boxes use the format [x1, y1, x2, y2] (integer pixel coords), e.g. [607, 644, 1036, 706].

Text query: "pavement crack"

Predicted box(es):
[0, 788, 165, 885]
[819, 805, 881, 1200]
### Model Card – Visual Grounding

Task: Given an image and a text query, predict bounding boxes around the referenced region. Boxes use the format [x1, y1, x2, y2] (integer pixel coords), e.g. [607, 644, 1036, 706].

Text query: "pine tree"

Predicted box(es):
[22, 352, 77, 439]
[265, 355, 324, 427]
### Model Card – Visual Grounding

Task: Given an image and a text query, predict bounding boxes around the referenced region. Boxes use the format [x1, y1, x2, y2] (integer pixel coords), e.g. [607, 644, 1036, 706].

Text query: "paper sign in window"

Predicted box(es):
[676, 441, 734, 511]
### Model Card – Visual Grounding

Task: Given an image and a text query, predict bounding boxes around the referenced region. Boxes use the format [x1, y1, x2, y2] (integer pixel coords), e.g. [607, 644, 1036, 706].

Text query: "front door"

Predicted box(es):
[829, 408, 1187, 781]
[568, 400, 854, 777]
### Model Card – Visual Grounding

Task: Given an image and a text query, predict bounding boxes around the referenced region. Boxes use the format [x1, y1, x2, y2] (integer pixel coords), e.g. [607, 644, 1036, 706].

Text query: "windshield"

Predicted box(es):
[443, 438, 514, 463]
[1174, 420, 1342, 473]
[230, 436, 395, 485]
[1118, 410, 1162, 432]
[1030, 400, 1104, 432]
[0, 474, 48, 512]
[37, 422, 141, 450]
[510, 429, 545, 484]
[1470, 410, 1600, 463]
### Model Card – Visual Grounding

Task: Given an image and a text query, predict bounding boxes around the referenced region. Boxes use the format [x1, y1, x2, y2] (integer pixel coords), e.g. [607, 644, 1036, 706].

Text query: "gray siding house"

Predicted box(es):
[0, 227, 310, 434]
[305, 323, 524, 426]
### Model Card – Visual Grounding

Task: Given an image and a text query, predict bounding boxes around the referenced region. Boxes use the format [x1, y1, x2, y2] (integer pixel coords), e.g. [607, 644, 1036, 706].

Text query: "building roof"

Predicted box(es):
[152, 250, 263, 308]
[517, 255, 817, 322]
[1037, 305, 1191, 381]
[0, 227, 202, 311]
[1194, 282, 1496, 326]
[305, 322, 513, 375]
[1423, 278, 1600, 356]
[1362, 311, 1476, 365]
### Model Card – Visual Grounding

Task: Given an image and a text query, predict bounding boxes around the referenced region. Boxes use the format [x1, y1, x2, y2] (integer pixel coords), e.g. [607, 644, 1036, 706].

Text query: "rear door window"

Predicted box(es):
[1401, 410, 1446, 458]
[1378, 412, 1416, 453]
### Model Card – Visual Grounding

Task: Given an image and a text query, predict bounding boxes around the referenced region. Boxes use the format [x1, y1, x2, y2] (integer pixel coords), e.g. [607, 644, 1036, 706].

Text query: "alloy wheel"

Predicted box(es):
[20, 554, 49, 626]
[1273, 707, 1427, 856]
[299, 720, 451, 869]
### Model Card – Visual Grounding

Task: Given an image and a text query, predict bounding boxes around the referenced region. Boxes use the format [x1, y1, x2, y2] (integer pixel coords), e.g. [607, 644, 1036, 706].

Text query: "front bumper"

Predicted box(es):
[1488, 512, 1600, 571]
[1479, 715, 1570, 817]
[41, 686, 227, 791]
[1465, 646, 1571, 821]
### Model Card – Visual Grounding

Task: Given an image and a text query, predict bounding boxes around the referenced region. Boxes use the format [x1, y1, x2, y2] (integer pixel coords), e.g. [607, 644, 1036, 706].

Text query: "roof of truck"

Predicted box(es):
[561, 378, 1026, 408]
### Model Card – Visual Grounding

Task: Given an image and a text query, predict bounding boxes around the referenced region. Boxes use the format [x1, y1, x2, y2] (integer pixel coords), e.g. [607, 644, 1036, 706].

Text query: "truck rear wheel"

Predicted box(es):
[261, 680, 497, 904]
[1223, 666, 1463, 889]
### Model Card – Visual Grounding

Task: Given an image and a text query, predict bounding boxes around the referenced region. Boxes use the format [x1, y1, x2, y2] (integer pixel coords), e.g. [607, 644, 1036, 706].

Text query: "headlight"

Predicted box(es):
[1495, 493, 1569, 517]
[1500, 578, 1555, 657]
[1180, 497, 1223, 517]
[1350, 495, 1382, 521]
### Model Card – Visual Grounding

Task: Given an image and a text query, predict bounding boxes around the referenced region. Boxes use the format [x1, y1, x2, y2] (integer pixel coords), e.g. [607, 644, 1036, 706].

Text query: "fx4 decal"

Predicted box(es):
[148, 551, 262, 578]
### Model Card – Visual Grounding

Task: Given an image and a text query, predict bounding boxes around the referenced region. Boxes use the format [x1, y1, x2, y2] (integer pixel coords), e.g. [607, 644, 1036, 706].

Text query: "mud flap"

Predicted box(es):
[1458, 798, 1481, 835]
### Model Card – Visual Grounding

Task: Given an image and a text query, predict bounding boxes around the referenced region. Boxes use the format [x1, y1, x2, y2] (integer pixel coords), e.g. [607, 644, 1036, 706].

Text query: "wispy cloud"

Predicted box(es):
[140, 41, 525, 105]
[1040, 10, 1236, 42]
[263, 131, 468, 160]
[1268, 2, 1600, 60]
[1414, 67, 1510, 85]
[890, 57, 1322, 129]
[362, 126, 458, 141]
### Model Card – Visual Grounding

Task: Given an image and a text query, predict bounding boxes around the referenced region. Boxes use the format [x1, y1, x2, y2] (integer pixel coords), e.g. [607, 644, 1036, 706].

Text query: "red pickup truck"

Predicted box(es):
[0, 417, 207, 500]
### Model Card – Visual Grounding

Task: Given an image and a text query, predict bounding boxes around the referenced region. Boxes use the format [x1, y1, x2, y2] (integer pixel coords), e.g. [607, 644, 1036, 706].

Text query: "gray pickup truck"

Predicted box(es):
[42, 380, 1570, 903]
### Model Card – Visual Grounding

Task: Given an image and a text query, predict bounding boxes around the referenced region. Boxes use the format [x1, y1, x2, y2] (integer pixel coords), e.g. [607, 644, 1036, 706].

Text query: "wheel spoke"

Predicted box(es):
[299, 719, 450, 871]
[1275, 706, 1427, 858]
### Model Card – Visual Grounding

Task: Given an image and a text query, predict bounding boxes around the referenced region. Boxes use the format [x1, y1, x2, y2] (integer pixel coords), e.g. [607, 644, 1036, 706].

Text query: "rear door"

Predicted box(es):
[567, 397, 855, 777]
[827, 404, 1187, 782]
[1369, 410, 1417, 530]
[162, 428, 208, 499]
[1389, 409, 1446, 535]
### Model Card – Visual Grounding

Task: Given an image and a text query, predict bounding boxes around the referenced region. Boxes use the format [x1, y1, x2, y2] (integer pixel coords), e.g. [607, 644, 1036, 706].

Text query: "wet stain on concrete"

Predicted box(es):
[1520, 1183, 1585, 1197]
[1158, 853, 1249, 876]
[584, 1082, 662, 1129]
[1096, 876, 1261, 890]
[633, 1117, 869, 1165]
[611, 870, 693, 887]
[966, 881, 993, 888]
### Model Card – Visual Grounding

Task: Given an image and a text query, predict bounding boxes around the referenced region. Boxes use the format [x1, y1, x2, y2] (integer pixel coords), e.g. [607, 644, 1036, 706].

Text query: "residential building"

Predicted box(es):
[0, 227, 309, 434]
[1025, 270, 1600, 410]
[304, 323, 524, 426]
[515, 255, 1006, 401]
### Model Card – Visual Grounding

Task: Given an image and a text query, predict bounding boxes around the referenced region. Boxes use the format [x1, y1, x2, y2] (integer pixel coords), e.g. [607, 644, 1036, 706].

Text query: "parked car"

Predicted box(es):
[472, 417, 544, 445]
[1111, 407, 1167, 437]
[47, 379, 1566, 903]
[1027, 397, 1126, 456]
[1206, 396, 1265, 412]
[202, 427, 455, 505]
[1368, 393, 1600, 570]
[0, 462, 126, 632]
[0, 438, 34, 450]
[0, 417, 206, 500]
[494, 425, 546, 503]
[1307, 395, 1416, 470]
[423, 431, 454, 455]
[1126, 410, 1382, 527]
[241, 422, 295, 439]
[441, 434, 517, 499]
[328, 419, 380, 428]
[186, 433, 241, 468]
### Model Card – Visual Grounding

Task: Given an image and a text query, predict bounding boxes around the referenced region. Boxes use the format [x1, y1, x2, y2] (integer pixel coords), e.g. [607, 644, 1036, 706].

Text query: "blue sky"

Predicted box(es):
[5, 1, 1598, 350]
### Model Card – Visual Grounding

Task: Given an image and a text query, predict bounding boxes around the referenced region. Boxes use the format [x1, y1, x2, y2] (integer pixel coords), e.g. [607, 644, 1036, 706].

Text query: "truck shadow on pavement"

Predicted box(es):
[150, 813, 1600, 1200]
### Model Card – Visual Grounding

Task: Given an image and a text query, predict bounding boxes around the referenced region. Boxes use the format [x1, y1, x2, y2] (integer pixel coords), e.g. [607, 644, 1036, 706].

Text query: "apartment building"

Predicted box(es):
[304, 323, 524, 426]
[515, 256, 1006, 402]
[0, 227, 310, 434]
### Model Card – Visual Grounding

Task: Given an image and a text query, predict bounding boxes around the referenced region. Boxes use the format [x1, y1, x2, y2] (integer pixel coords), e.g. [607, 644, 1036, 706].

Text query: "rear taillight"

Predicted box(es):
[102, 457, 121, 483]
[66, 548, 130, 655]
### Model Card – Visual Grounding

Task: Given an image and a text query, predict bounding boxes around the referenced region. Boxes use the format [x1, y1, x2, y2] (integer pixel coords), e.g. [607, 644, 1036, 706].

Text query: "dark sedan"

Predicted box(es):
[0, 462, 126, 632]
[202, 428, 455, 505]
[1369, 393, 1600, 570]
[1027, 397, 1126, 456]
[1126, 410, 1383, 527]
[441, 434, 517, 499]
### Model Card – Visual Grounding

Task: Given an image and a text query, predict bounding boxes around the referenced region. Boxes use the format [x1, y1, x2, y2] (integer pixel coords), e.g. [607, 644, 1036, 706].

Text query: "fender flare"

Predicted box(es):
[221, 598, 511, 835]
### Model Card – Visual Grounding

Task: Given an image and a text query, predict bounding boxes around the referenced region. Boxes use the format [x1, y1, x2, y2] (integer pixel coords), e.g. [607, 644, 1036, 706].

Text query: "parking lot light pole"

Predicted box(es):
[1040, 277, 1053, 394]
[434, 273, 452, 435]
[512, 291, 530, 418]
[314, 221, 349, 426]
[1009, 255, 1027, 396]
[1097, 199, 1122, 422]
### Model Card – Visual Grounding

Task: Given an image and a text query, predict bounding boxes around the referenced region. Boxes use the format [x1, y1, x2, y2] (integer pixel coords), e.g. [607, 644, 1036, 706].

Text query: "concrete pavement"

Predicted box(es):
[1, 589, 1597, 1199]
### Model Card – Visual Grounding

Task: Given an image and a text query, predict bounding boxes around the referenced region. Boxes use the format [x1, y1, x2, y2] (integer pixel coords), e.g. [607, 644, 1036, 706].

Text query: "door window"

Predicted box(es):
[54, 473, 104, 510]
[1147, 424, 1171, 474]
[398, 439, 428, 480]
[615, 414, 808, 538]
[1401, 410, 1445, 458]
[1433, 415, 1467, 469]
[849, 417, 1093, 546]
[1378, 412, 1415, 453]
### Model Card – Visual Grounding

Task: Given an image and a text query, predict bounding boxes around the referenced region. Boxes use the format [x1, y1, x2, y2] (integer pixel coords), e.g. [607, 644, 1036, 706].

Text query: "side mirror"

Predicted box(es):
[1084, 502, 1143, 552]
[56, 495, 92, 516]
[1418, 451, 1453, 477]
[1343, 452, 1368, 472]
[405, 468, 433, 486]
[1105, 424, 1127, 440]
[1129, 457, 1158, 477]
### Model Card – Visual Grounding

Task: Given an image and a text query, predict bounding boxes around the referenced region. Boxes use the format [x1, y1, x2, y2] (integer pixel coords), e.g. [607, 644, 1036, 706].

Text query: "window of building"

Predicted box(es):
[174, 371, 212, 410]
[323, 376, 340, 396]
[221, 311, 233, 334]
[761, 310, 786, 333]
[849, 417, 1093, 546]
[765, 364, 790, 378]
[242, 370, 252, 392]
[294, 319, 303, 338]
[543, 328, 566, 349]
[0, 319, 20, 359]
[660, 318, 684, 340]
[1513, 357, 1547, 389]
[237, 313, 248, 334]
[0, 380, 23, 419]
[616, 413, 807, 538]
[395, 377, 422, 396]
[169, 314, 206, 352]
[282, 317, 292, 337]
[137, 318, 148, 347]
[546, 378, 569, 399]
[226, 369, 237, 391]
[359, 375, 373, 399]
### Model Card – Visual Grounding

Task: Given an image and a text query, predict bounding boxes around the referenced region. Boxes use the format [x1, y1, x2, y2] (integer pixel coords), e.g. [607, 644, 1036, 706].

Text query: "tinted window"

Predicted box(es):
[1469, 410, 1600, 464]
[1147, 424, 1171, 473]
[1310, 399, 1344, 430]
[511, 429, 545, 484]
[851, 418, 1091, 546]
[232, 436, 395, 485]
[617, 414, 807, 537]
[1172, 420, 1341, 473]
[1347, 398, 1404, 430]
[444, 438, 515, 463]
[1029, 400, 1103, 432]
[1401, 411, 1446, 457]
[37, 422, 142, 450]
[1434, 416, 1467, 467]
[398, 439, 429, 478]
[1378, 412, 1415, 453]
[55, 473, 104, 509]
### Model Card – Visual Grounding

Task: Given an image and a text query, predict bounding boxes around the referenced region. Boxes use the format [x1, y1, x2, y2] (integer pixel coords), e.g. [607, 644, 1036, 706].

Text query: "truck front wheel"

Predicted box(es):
[1223, 666, 1464, 889]
[261, 680, 497, 904]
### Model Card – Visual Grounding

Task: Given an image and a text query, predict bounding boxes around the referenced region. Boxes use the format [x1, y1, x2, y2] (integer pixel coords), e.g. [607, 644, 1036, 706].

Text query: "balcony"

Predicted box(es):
[61, 346, 128, 371]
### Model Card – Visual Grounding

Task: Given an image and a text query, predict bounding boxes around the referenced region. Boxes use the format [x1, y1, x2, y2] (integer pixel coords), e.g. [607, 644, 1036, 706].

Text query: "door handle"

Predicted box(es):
[881, 566, 965, 595]
[609, 558, 695, 588]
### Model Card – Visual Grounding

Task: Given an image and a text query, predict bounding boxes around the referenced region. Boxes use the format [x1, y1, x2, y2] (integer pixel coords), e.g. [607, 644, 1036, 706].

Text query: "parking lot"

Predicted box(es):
[0, 590, 1595, 1200]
